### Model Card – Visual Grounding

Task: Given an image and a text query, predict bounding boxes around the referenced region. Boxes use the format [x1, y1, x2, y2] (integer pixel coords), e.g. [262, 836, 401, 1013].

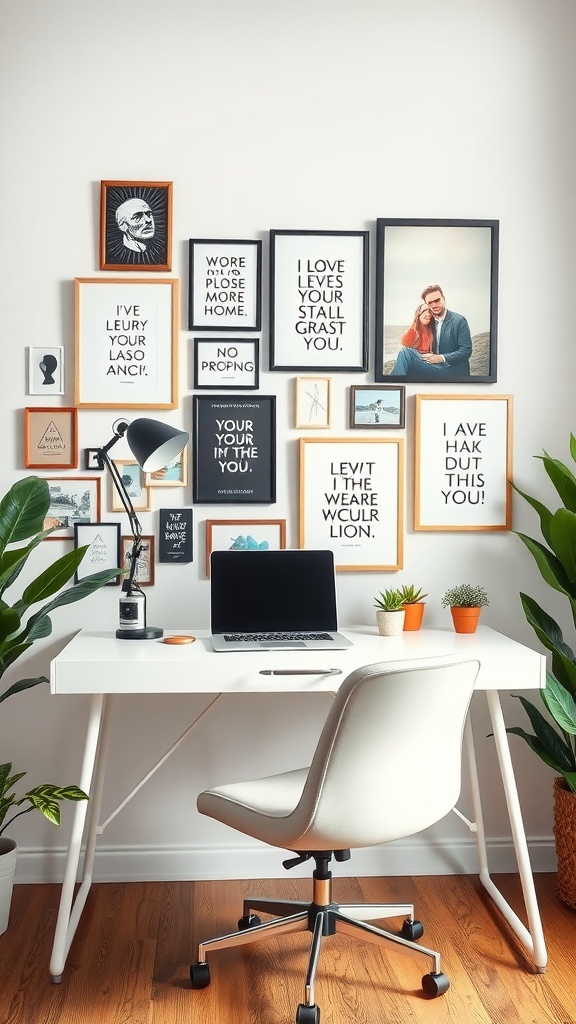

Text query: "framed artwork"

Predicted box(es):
[74, 277, 179, 409]
[188, 238, 262, 331]
[193, 394, 276, 504]
[28, 347, 64, 395]
[85, 448, 104, 471]
[299, 437, 404, 571]
[112, 460, 151, 512]
[73, 522, 121, 584]
[24, 407, 78, 469]
[144, 447, 188, 488]
[375, 218, 499, 384]
[121, 534, 155, 586]
[295, 376, 331, 429]
[349, 385, 405, 429]
[158, 508, 193, 563]
[205, 518, 287, 577]
[414, 394, 513, 531]
[194, 339, 259, 390]
[43, 477, 101, 540]
[269, 229, 369, 371]
[100, 180, 172, 271]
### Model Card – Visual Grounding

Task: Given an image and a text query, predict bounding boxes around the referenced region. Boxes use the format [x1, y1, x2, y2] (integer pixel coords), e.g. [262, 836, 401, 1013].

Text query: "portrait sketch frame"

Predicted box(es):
[295, 376, 332, 429]
[100, 180, 173, 271]
[414, 394, 513, 531]
[205, 518, 287, 577]
[193, 394, 276, 504]
[43, 477, 101, 540]
[374, 218, 499, 384]
[188, 238, 262, 331]
[270, 229, 369, 372]
[74, 277, 179, 409]
[112, 459, 151, 512]
[349, 385, 405, 430]
[121, 534, 155, 586]
[74, 522, 121, 585]
[144, 446, 188, 488]
[28, 346, 64, 395]
[299, 437, 404, 572]
[194, 339, 259, 390]
[24, 407, 78, 470]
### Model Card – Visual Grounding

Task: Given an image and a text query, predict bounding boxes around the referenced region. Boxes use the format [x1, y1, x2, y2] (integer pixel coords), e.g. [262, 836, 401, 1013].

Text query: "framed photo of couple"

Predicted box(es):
[374, 219, 499, 384]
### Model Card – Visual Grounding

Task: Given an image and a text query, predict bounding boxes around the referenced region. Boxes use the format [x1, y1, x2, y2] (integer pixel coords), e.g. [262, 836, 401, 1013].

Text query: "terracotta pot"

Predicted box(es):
[553, 776, 576, 910]
[450, 606, 481, 634]
[402, 602, 425, 631]
[376, 609, 405, 637]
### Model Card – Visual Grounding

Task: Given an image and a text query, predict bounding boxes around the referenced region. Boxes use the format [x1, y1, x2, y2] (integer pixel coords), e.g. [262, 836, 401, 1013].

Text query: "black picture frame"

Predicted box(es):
[194, 338, 259, 390]
[269, 229, 369, 372]
[193, 394, 276, 504]
[188, 238, 262, 331]
[100, 180, 172, 271]
[158, 508, 193, 563]
[349, 385, 406, 429]
[374, 218, 499, 384]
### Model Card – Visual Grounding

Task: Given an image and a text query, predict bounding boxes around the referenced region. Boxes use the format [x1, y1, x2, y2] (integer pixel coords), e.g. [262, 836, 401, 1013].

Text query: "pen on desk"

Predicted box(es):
[259, 668, 342, 676]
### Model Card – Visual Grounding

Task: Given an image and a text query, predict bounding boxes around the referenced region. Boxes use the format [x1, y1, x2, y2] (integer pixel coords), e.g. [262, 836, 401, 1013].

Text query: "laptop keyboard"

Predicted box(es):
[223, 632, 332, 642]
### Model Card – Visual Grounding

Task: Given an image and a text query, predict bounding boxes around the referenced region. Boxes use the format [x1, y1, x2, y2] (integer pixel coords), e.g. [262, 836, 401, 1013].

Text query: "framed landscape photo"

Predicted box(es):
[112, 460, 151, 512]
[299, 437, 404, 571]
[74, 277, 179, 409]
[205, 518, 287, 576]
[28, 346, 64, 395]
[193, 394, 276, 504]
[414, 394, 513, 531]
[24, 407, 78, 469]
[74, 522, 121, 584]
[194, 339, 259, 390]
[144, 447, 188, 488]
[295, 376, 331, 428]
[100, 180, 172, 271]
[270, 229, 369, 371]
[121, 534, 155, 586]
[43, 477, 101, 540]
[188, 238, 262, 331]
[374, 218, 499, 384]
[349, 385, 405, 429]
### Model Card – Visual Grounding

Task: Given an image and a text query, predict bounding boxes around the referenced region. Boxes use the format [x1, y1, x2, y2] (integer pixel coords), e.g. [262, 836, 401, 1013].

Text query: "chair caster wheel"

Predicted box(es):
[296, 1003, 320, 1024]
[422, 971, 450, 997]
[401, 918, 424, 941]
[238, 913, 262, 930]
[190, 961, 211, 988]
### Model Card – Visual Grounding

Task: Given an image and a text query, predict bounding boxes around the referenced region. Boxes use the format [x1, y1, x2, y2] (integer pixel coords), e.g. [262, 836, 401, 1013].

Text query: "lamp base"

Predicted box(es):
[116, 626, 163, 640]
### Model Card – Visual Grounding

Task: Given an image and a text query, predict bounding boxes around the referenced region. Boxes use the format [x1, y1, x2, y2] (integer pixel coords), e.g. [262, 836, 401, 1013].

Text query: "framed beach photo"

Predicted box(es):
[74, 522, 121, 584]
[205, 518, 287, 577]
[349, 385, 405, 429]
[295, 376, 332, 429]
[24, 407, 78, 469]
[374, 218, 499, 384]
[100, 180, 172, 271]
[194, 339, 259, 390]
[121, 534, 155, 586]
[144, 447, 188, 488]
[43, 477, 101, 540]
[193, 394, 276, 504]
[112, 460, 151, 512]
[188, 238, 262, 331]
[28, 347, 64, 395]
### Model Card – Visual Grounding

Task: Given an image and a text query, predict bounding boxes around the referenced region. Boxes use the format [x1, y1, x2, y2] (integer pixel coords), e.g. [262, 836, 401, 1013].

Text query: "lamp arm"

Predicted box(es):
[97, 441, 143, 595]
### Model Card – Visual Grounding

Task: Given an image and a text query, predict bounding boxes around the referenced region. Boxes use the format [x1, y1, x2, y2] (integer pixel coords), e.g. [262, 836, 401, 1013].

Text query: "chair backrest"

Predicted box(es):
[290, 656, 480, 851]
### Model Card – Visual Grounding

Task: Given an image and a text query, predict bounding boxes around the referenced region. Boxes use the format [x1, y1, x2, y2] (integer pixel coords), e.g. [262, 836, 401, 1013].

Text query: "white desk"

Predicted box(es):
[49, 624, 547, 981]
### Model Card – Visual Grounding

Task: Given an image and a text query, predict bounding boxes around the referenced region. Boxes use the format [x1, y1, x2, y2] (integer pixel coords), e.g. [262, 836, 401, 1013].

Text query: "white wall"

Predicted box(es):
[1, 0, 575, 881]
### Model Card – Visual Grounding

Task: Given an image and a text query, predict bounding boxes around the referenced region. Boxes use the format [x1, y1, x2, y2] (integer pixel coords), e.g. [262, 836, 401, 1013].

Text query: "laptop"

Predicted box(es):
[210, 549, 353, 651]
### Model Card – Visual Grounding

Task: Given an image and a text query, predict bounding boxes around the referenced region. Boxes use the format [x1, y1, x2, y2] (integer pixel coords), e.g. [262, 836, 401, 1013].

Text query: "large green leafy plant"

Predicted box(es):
[508, 437, 576, 793]
[0, 476, 123, 835]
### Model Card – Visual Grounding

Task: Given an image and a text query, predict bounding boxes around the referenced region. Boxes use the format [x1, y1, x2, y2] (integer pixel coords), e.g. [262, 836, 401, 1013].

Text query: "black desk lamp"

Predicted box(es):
[96, 417, 189, 640]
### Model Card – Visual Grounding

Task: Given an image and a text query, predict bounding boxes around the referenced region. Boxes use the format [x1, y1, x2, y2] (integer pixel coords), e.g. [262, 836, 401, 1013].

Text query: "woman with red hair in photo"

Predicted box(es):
[400, 302, 435, 353]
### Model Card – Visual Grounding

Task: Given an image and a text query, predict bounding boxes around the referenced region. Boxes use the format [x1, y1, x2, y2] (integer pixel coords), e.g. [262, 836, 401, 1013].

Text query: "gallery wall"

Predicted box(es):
[1, 0, 576, 881]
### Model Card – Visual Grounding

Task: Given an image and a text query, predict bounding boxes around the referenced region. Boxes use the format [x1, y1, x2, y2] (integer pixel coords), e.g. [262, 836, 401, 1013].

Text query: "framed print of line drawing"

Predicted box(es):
[194, 339, 259, 390]
[74, 522, 121, 584]
[205, 518, 287, 577]
[269, 229, 369, 371]
[112, 460, 151, 512]
[74, 277, 179, 409]
[374, 218, 499, 384]
[349, 385, 405, 429]
[188, 238, 262, 330]
[193, 394, 276, 504]
[28, 347, 64, 395]
[299, 437, 404, 571]
[414, 394, 513, 531]
[144, 447, 188, 488]
[43, 477, 101, 540]
[24, 407, 78, 469]
[295, 376, 331, 429]
[121, 534, 155, 586]
[100, 180, 172, 271]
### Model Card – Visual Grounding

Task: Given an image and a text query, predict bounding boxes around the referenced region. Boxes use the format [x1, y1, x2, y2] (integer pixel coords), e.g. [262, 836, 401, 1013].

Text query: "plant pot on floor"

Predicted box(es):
[450, 607, 481, 634]
[0, 837, 17, 935]
[376, 609, 405, 637]
[402, 603, 425, 631]
[553, 776, 576, 910]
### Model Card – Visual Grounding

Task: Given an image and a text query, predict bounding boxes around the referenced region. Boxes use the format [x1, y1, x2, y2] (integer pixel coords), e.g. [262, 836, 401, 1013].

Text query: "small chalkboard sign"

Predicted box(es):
[158, 508, 193, 563]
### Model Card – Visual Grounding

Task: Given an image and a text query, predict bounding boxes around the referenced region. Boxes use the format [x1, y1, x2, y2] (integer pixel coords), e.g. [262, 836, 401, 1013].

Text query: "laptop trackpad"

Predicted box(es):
[264, 640, 307, 648]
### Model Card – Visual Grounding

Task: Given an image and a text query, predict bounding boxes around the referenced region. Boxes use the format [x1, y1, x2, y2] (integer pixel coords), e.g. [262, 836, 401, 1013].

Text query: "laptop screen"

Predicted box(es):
[210, 549, 339, 634]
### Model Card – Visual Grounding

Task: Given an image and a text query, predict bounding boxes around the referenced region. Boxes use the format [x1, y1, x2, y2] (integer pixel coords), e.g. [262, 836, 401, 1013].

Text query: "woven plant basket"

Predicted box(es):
[553, 776, 576, 910]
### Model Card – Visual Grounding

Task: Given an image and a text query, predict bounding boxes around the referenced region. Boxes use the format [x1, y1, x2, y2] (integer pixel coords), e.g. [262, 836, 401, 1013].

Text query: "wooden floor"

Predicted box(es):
[1, 872, 575, 1024]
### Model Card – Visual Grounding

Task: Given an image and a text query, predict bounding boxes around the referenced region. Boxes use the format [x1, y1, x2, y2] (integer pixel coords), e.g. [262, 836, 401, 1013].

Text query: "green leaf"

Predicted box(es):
[512, 482, 553, 548]
[519, 593, 574, 659]
[539, 453, 576, 512]
[515, 533, 575, 599]
[0, 676, 48, 703]
[0, 477, 49, 556]
[543, 673, 576, 736]
[512, 695, 575, 769]
[505, 726, 569, 774]
[19, 546, 92, 608]
[0, 529, 58, 599]
[19, 567, 124, 643]
[549, 508, 576, 583]
[0, 606, 20, 642]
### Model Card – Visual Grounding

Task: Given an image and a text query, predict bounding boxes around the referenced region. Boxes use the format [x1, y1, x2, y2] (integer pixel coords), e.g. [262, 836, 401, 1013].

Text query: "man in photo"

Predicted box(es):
[390, 284, 472, 379]
[115, 197, 155, 253]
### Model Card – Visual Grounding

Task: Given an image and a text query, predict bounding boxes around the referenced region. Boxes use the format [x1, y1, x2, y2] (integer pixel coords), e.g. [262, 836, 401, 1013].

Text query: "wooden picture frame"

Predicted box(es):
[121, 534, 155, 586]
[74, 277, 179, 409]
[112, 460, 151, 512]
[414, 394, 513, 531]
[192, 394, 276, 504]
[205, 518, 287, 577]
[349, 385, 405, 429]
[100, 180, 172, 271]
[299, 436, 404, 571]
[194, 338, 259, 390]
[43, 477, 101, 540]
[144, 447, 188, 488]
[74, 522, 121, 584]
[28, 346, 64, 395]
[24, 407, 78, 469]
[188, 238, 262, 331]
[295, 376, 332, 429]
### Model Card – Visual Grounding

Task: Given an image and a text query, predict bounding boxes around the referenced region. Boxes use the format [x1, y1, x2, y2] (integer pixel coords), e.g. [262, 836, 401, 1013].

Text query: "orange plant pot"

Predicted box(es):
[450, 606, 481, 634]
[402, 602, 425, 631]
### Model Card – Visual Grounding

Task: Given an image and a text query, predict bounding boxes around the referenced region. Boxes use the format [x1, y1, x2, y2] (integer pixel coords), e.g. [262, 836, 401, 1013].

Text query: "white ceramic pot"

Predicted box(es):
[0, 837, 17, 935]
[376, 609, 405, 637]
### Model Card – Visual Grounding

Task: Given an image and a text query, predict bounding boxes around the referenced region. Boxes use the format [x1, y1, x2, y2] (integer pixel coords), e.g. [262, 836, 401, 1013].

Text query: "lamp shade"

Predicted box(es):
[126, 418, 189, 473]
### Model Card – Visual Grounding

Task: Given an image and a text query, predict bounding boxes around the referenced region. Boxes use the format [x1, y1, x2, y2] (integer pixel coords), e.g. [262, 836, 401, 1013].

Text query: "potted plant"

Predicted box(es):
[373, 588, 405, 636]
[503, 436, 576, 909]
[0, 475, 123, 933]
[398, 584, 428, 631]
[441, 584, 489, 634]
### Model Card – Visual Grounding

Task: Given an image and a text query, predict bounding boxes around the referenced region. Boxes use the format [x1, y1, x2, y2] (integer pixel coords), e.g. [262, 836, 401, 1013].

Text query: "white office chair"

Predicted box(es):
[190, 656, 480, 1024]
